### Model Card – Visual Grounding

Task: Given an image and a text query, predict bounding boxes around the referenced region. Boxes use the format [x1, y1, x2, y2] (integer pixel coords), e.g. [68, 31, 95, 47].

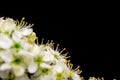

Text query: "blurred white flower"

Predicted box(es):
[0, 17, 16, 34]
[0, 34, 13, 49]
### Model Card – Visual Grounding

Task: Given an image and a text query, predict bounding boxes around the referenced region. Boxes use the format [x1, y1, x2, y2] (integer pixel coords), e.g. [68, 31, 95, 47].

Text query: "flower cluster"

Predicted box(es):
[0, 17, 103, 80]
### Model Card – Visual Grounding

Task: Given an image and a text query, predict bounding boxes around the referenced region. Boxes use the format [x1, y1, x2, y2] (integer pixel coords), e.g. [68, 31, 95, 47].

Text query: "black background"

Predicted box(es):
[0, 1, 119, 79]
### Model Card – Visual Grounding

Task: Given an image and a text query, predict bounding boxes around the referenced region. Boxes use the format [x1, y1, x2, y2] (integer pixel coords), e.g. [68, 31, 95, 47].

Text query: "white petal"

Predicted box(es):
[0, 63, 12, 71]
[53, 61, 65, 73]
[21, 40, 31, 50]
[0, 34, 13, 49]
[55, 66, 63, 73]
[13, 65, 25, 77]
[43, 52, 55, 62]
[40, 63, 51, 68]
[12, 30, 22, 42]
[18, 50, 34, 58]
[0, 51, 13, 62]
[22, 28, 33, 36]
[15, 74, 30, 80]
[28, 62, 38, 73]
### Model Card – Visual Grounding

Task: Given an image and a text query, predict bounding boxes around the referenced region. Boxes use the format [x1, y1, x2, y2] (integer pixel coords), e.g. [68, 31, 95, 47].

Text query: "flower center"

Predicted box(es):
[34, 56, 43, 65]
[12, 42, 21, 51]
[12, 55, 23, 65]
[56, 72, 63, 80]
[40, 68, 50, 75]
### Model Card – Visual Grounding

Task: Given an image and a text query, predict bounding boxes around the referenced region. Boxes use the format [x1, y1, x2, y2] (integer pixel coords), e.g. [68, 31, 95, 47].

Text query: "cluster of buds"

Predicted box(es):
[0, 17, 103, 80]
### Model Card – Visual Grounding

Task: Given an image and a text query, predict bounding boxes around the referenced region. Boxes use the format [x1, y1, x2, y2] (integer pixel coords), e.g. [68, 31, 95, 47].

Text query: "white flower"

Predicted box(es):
[0, 34, 13, 49]
[11, 38, 33, 51]
[49, 60, 67, 80]
[17, 50, 38, 74]
[0, 17, 16, 34]
[0, 52, 26, 77]
[12, 28, 33, 42]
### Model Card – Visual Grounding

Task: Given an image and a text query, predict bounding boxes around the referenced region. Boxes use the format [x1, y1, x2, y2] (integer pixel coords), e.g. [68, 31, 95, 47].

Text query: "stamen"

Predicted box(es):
[41, 38, 44, 44]
[16, 17, 34, 29]
[50, 40, 54, 49]
[20, 17, 25, 26]
[60, 48, 66, 53]
[46, 40, 50, 46]
[74, 66, 80, 71]
[36, 37, 39, 45]
[61, 52, 71, 59]
[56, 44, 59, 51]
